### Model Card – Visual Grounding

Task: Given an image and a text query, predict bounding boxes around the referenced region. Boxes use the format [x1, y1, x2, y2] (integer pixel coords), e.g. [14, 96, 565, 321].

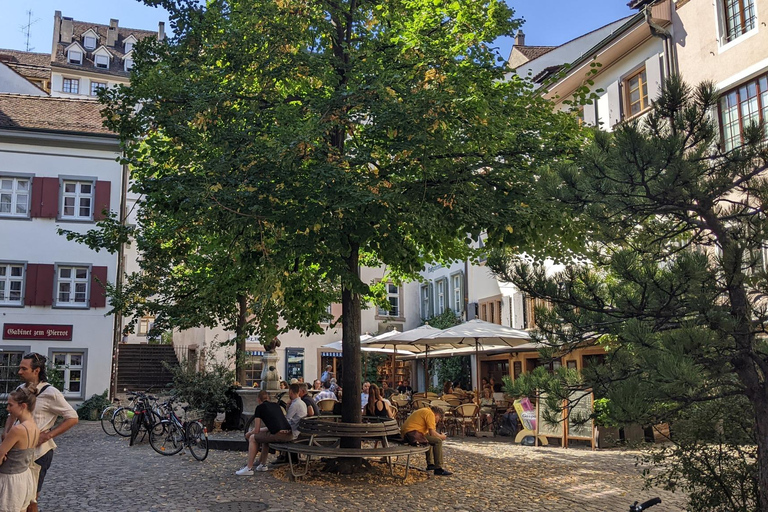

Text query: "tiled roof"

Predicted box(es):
[0, 49, 51, 81]
[515, 46, 556, 60]
[0, 94, 114, 136]
[53, 19, 157, 78]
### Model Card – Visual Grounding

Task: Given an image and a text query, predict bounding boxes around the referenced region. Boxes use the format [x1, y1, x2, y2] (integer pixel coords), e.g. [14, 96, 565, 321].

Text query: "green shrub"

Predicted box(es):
[166, 357, 235, 420]
[77, 390, 111, 420]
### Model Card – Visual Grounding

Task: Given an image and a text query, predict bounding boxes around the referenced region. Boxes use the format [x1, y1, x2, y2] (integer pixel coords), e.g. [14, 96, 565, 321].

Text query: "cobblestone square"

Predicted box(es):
[39, 423, 687, 512]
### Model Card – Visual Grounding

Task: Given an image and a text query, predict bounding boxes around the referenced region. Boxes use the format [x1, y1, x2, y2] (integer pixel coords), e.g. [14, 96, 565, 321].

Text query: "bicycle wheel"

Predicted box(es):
[129, 411, 144, 446]
[100, 405, 119, 436]
[113, 407, 134, 437]
[186, 421, 209, 461]
[150, 421, 184, 456]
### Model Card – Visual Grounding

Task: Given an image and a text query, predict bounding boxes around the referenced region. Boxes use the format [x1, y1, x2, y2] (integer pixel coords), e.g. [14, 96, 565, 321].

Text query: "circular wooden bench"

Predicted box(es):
[271, 416, 429, 480]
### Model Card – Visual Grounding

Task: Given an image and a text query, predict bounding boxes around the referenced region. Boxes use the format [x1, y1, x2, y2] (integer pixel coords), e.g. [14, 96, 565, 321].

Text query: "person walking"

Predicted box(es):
[0, 386, 40, 512]
[3, 353, 78, 512]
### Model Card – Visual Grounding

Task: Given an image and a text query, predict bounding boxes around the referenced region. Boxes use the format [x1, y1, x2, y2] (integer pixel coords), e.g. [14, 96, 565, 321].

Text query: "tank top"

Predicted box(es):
[0, 423, 36, 475]
[367, 400, 390, 418]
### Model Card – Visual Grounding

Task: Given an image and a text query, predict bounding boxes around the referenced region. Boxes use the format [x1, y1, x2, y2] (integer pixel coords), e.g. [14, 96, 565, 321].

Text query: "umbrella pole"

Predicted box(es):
[424, 345, 429, 393]
[476, 339, 482, 433]
[391, 348, 396, 388]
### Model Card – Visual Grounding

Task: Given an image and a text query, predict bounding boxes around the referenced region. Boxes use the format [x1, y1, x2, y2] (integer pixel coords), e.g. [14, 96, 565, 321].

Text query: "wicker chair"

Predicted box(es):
[316, 399, 337, 414]
[451, 403, 479, 437]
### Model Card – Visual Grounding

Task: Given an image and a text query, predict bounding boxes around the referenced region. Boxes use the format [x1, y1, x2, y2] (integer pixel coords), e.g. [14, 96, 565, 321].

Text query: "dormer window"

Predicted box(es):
[124, 42, 133, 53]
[95, 54, 109, 69]
[124, 58, 134, 71]
[68, 49, 82, 65]
[84, 35, 97, 49]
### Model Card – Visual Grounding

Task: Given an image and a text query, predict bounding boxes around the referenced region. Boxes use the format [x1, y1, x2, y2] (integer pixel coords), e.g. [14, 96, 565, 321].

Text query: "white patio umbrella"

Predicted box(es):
[321, 335, 416, 355]
[418, 319, 530, 431]
[361, 324, 451, 391]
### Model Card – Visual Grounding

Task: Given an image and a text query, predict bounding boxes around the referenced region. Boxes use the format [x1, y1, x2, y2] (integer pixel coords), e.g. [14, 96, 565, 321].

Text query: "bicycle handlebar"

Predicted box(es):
[630, 498, 661, 511]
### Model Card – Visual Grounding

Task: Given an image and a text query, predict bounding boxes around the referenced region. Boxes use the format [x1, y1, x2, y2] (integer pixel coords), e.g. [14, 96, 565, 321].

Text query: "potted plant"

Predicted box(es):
[167, 357, 235, 432]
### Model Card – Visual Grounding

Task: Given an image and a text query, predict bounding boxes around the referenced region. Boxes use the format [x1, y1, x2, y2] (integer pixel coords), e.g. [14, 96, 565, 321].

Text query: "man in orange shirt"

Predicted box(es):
[401, 405, 452, 476]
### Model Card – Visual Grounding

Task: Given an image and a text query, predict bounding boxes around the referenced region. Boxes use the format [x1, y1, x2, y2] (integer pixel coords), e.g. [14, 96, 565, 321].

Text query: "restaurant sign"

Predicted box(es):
[3, 323, 73, 341]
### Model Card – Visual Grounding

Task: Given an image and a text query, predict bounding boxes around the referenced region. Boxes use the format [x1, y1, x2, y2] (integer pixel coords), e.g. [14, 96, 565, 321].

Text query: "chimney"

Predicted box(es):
[107, 18, 119, 47]
[514, 30, 525, 47]
[60, 16, 74, 44]
[158, 21, 165, 41]
[52, 11, 61, 58]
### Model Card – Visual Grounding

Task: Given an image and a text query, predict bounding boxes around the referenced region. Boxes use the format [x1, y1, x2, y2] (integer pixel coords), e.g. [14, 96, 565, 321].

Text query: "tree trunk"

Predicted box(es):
[235, 293, 247, 386]
[340, 243, 362, 447]
[755, 397, 768, 511]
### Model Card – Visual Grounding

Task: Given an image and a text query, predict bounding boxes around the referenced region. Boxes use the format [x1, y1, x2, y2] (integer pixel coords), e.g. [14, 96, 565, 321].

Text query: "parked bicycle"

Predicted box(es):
[129, 392, 166, 446]
[629, 498, 661, 511]
[149, 397, 209, 461]
[112, 391, 145, 438]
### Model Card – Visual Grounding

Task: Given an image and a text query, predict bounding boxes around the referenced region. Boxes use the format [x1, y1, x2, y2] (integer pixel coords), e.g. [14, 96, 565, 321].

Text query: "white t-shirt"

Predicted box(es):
[285, 398, 307, 439]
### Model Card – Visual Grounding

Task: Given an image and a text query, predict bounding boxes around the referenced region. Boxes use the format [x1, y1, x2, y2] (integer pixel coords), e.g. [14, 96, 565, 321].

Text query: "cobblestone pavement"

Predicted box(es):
[40, 423, 688, 512]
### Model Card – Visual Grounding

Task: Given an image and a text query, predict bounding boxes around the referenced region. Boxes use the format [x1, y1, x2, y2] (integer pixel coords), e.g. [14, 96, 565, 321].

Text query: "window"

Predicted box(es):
[420, 284, 432, 319]
[124, 58, 134, 71]
[0, 351, 24, 396]
[124, 42, 134, 53]
[624, 67, 649, 118]
[67, 49, 82, 65]
[61, 180, 93, 219]
[94, 55, 109, 69]
[91, 81, 106, 96]
[244, 352, 264, 388]
[451, 273, 462, 313]
[52, 352, 84, 397]
[0, 263, 24, 306]
[436, 279, 445, 314]
[83, 35, 97, 49]
[722, 0, 757, 44]
[720, 73, 768, 151]
[62, 78, 79, 94]
[0, 176, 30, 217]
[378, 283, 400, 317]
[55, 266, 89, 307]
[137, 316, 155, 336]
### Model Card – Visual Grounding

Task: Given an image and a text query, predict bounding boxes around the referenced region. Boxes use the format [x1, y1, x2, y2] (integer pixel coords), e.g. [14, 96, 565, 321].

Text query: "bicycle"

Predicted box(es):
[629, 498, 661, 511]
[113, 391, 142, 438]
[100, 398, 122, 436]
[129, 392, 165, 446]
[149, 397, 209, 461]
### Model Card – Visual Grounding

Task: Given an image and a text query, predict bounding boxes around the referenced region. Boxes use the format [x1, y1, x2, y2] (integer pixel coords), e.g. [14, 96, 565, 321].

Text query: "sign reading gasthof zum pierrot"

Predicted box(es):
[3, 323, 73, 341]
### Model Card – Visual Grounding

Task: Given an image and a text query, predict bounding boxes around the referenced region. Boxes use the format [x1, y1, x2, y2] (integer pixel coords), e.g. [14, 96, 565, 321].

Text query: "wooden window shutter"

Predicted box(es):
[24, 264, 38, 306]
[607, 80, 622, 128]
[645, 54, 664, 104]
[30, 177, 60, 218]
[32, 264, 55, 306]
[94, 181, 111, 221]
[583, 102, 597, 127]
[90, 266, 109, 308]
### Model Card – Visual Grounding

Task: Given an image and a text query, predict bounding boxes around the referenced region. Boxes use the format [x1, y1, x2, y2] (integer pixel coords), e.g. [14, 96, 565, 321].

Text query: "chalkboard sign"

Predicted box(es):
[566, 389, 594, 442]
[537, 393, 565, 440]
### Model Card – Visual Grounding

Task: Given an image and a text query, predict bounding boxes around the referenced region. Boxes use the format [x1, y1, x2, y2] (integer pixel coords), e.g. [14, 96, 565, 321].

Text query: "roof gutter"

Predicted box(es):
[644, 4, 677, 77]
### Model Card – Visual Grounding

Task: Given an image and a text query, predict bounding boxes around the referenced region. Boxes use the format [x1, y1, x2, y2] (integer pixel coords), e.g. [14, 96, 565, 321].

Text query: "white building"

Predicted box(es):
[0, 94, 122, 402]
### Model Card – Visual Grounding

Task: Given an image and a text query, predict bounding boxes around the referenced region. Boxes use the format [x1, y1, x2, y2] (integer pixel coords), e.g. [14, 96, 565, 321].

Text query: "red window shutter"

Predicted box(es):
[34, 264, 55, 306]
[30, 177, 60, 218]
[24, 264, 38, 306]
[90, 266, 108, 308]
[94, 181, 111, 221]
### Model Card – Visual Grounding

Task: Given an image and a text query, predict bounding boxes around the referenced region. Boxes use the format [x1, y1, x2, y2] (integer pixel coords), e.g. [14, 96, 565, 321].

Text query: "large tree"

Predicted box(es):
[92, 0, 580, 462]
[491, 77, 768, 510]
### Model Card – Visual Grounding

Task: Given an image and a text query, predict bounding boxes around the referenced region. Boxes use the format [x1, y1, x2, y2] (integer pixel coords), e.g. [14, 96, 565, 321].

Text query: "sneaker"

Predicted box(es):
[255, 464, 270, 472]
[433, 468, 453, 476]
[425, 464, 436, 471]
[235, 466, 254, 476]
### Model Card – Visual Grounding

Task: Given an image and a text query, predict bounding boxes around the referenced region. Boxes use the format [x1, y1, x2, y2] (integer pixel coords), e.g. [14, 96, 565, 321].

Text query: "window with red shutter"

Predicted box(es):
[30, 177, 60, 219]
[94, 181, 111, 221]
[90, 266, 108, 308]
[32, 264, 55, 306]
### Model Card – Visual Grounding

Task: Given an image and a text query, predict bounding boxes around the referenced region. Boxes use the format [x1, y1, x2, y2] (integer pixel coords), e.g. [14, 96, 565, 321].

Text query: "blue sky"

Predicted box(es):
[0, 0, 634, 60]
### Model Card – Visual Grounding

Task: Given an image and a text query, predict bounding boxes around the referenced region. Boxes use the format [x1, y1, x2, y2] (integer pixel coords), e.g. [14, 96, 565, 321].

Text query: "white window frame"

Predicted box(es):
[0, 349, 28, 397]
[436, 279, 446, 314]
[717, 0, 758, 47]
[377, 282, 400, 317]
[451, 273, 463, 313]
[94, 54, 109, 69]
[67, 49, 82, 65]
[50, 350, 86, 399]
[124, 42, 134, 53]
[54, 265, 90, 308]
[83, 35, 97, 49]
[420, 284, 430, 319]
[137, 315, 155, 336]
[124, 58, 134, 71]
[0, 262, 25, 306]
[90, 81, 107, 96]
[62, 77, 79, 94]
[0, 175, 31, 218]
[60, 179, 94, 220]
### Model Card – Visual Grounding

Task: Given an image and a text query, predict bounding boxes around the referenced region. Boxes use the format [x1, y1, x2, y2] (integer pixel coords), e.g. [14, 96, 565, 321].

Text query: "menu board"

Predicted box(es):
[514, 398, 537, 431]
[566, 389, 594, 441]
[537, 393, 565, 439]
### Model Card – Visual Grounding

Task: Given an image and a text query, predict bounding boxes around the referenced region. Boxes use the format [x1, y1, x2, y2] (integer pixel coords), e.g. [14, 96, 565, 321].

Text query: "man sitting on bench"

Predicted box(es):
[401, 405, 452, 476]
[236, 390, 293, 475]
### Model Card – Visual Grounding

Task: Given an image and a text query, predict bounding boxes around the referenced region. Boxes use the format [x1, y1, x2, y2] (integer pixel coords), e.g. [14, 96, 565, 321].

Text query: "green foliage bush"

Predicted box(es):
[76, 390, 111, 420]
[167, 358, 235, 420]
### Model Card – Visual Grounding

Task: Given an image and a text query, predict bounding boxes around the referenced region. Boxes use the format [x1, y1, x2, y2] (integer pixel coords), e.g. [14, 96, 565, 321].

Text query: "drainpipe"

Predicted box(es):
[645, 5, 677, 77]
[110, 160, 130, 400]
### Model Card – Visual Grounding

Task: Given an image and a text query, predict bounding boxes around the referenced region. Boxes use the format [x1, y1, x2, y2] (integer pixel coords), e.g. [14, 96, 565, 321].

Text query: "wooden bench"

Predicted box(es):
[271, 416, 429, 480]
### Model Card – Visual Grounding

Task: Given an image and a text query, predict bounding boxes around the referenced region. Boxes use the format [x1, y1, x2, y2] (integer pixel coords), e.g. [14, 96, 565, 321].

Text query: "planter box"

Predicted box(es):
[597, 426, 620, 448]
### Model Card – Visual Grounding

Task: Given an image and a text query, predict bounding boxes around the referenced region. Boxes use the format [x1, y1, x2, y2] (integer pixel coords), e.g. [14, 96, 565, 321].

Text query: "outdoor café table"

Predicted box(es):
[271, 416, 429, 481]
